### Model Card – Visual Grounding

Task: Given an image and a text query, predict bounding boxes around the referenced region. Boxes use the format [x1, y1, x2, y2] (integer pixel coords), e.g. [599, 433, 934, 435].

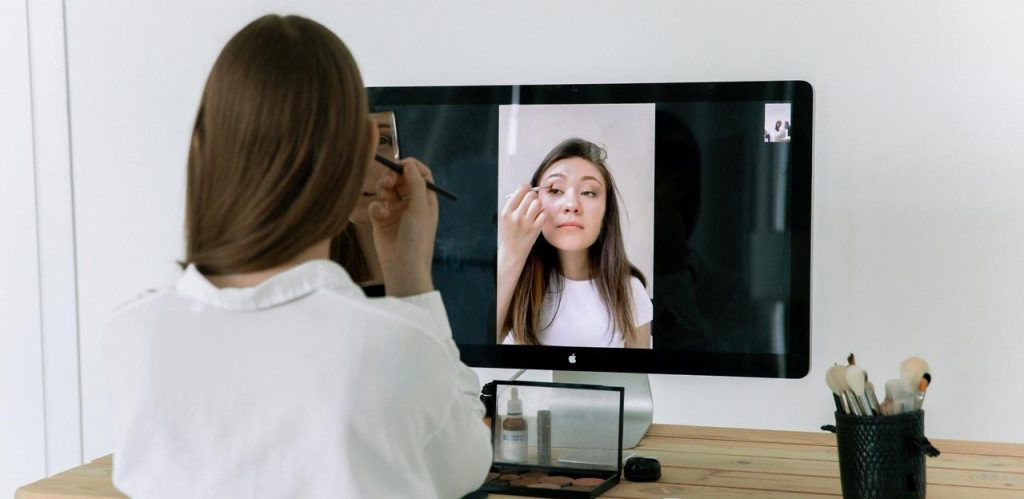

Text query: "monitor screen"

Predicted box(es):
[365, 81, 812, 378]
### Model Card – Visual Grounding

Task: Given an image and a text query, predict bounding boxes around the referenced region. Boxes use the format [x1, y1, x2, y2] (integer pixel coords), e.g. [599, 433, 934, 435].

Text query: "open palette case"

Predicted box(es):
[479, 380, 625, 498]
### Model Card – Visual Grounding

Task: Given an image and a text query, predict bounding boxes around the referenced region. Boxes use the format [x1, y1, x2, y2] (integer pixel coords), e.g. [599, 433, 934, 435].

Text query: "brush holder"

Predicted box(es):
[821, 410, 940, 499]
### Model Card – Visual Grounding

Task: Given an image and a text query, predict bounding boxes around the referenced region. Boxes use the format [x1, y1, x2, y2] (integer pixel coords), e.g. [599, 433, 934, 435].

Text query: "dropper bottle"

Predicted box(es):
[501, 387, 528, 463]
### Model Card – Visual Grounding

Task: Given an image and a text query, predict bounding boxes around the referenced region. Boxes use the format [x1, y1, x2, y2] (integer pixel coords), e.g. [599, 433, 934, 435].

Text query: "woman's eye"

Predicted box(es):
[582, 190, 598, 198]
[378, 135, 392, 146]
[547, 188, 563, 195]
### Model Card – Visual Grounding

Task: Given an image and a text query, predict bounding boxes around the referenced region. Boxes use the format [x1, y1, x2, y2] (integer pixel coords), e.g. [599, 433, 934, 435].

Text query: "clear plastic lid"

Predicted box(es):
[492, 381, 624, 472]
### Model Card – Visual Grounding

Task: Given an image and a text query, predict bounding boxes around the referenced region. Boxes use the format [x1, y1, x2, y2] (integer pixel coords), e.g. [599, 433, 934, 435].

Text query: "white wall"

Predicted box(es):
[1, 0, 45, 494]
[5, 0, 1024, 484]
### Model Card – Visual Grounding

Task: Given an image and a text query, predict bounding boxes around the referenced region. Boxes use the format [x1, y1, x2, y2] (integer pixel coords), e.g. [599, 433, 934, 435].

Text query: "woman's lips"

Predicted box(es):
[557, 222, 583, 230]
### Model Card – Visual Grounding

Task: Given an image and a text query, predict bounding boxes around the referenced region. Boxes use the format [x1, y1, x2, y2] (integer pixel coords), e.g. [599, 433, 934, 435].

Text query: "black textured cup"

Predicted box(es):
[825, 410, 940, 499]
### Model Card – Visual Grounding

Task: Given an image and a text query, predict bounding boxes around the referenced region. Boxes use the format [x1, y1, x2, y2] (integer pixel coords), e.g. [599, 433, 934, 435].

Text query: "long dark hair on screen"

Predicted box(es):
[504, 138, 646, 346]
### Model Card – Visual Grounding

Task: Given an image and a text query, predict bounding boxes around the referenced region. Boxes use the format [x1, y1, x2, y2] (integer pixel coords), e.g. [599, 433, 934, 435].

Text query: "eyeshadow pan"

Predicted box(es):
[539, 476, 573, 486]
[572, 477, 606, 487]
[520, 471, 549, 479]
[498, 474, 521, 481]
[510, 478, 539, 486]
[486, 472, 499, 481]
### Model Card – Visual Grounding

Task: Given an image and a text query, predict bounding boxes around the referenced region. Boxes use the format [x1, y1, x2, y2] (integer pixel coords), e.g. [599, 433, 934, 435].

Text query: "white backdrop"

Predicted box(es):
[5, 1, 1024, 479]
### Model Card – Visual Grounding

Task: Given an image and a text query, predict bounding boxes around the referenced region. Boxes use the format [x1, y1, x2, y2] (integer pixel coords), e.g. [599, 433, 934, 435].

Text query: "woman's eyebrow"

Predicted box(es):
[542, 172, 604, 188]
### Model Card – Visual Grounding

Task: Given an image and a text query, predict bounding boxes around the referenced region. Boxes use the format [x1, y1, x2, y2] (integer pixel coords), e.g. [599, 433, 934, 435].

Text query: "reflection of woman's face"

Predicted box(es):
[352, 161, 388, 224]
[538, 157, 606, 253]
[775, 120, 782, 131]
[353, 113, 400, 224]
[372, 111, 399, 162]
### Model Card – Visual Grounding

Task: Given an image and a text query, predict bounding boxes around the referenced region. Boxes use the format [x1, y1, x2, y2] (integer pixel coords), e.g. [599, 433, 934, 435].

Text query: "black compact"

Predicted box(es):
[623, 456, 661, 482]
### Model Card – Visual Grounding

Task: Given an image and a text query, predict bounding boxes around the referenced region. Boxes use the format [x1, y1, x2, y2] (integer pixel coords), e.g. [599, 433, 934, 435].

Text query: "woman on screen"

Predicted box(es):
[496, 138, 653, 348]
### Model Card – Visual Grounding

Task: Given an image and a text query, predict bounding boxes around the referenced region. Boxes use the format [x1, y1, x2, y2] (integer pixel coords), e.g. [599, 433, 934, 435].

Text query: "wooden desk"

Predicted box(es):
[16, 424, 1024, 498]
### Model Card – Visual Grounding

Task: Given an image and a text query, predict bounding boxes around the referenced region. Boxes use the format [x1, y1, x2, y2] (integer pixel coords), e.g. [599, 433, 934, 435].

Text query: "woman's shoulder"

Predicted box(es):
[627, 275, 653, 325]
[104, 287, 172, 330]
[628, 275, 649, 296]
[319, 289, 458, 354]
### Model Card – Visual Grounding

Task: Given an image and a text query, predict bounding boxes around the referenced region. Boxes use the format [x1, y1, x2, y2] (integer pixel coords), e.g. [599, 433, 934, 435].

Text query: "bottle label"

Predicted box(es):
[501, 429, 528, 462]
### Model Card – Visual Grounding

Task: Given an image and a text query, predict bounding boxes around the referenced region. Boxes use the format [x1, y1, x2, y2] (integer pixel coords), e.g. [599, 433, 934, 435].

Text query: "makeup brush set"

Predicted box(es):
[826, 354, 931, 417]
[822, 354, 940, 498]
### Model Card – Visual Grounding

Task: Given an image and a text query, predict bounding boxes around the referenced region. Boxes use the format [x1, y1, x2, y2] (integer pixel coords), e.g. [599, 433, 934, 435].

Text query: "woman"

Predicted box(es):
[102, 15, 490, 498]
[497, 138, 653, 348]
[772, 120, 787, 142]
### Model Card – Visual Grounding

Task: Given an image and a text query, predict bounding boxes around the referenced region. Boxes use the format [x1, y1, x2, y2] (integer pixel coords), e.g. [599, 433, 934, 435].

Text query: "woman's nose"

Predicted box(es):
[561, 193, 580, 213]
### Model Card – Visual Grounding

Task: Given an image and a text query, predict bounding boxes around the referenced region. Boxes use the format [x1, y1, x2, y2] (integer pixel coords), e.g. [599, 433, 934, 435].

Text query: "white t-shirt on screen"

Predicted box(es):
[503, 275, 653, 348]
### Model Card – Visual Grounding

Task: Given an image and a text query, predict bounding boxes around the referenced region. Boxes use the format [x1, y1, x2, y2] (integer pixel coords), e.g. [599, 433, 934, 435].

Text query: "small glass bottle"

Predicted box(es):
[537, 409, 551, 465]
[501, 387, 528, 462]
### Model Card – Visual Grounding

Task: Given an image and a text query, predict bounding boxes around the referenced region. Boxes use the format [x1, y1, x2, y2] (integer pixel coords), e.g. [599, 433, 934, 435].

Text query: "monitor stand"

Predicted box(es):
[552, 371, 653, 449]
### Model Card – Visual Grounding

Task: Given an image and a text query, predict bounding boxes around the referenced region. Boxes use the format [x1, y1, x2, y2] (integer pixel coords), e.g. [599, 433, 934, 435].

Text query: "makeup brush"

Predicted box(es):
[845, 364, 876, 416]
[832, 365, 865, 415]
[883, 379, 897, 415]
[826, 365, 852, 414]
[846, 353, 877, 413]
[885, 378, 916, 415]
[865, 381, 881, 415]
[375, 154, 457, 201]
[841, 354, 868, 415]
[915, 373, 932, 410]
[899, 357, 930, 392]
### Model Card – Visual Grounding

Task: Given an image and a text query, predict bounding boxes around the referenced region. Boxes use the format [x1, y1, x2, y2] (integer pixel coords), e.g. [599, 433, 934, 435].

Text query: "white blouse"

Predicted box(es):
[103, 260, 492, 498]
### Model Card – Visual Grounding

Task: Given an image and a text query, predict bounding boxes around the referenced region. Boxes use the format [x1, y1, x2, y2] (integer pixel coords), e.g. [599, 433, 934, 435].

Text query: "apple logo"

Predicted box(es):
[568, 353, 577, 364]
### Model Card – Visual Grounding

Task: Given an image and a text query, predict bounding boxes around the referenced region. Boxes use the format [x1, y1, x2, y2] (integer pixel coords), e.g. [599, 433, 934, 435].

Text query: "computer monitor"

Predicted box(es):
[366, 81, 812, 380]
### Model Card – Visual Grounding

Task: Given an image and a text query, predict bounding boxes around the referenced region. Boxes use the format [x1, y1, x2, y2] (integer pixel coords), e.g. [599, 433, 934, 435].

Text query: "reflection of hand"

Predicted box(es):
[368, 157, 438, 297]
[498, 185, 546, 265]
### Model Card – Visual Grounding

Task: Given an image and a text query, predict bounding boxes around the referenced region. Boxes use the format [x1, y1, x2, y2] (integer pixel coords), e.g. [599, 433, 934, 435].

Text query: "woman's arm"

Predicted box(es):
[421, 361, 493, 497]
[625, 276, 654, 349]
[495, 186, 546, 342]
[626, 323, 652, 349]
[369, 158, 437, 297]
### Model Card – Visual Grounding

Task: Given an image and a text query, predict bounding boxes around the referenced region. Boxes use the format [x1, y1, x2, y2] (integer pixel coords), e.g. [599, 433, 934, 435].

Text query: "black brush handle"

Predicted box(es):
[374, 154, 457, 201]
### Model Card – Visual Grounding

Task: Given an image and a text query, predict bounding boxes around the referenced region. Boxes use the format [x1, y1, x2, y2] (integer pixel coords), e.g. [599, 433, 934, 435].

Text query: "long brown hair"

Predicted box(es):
[183, 15, 371, 275]
[504, 138, 646, 346]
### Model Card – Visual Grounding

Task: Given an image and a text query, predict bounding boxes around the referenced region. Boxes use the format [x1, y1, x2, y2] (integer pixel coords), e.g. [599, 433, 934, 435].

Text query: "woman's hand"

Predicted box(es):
[495, 185, 546, 341]
[368, 158, 438, 297]
[498, 185, 546, 266]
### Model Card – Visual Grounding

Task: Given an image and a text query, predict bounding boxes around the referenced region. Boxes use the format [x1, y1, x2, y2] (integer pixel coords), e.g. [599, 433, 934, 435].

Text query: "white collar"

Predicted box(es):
[176, 260, 358, 311]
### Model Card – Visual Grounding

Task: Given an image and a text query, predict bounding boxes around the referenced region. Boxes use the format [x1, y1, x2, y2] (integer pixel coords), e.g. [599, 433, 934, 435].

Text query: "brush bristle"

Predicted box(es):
[826, 365, 849, 392]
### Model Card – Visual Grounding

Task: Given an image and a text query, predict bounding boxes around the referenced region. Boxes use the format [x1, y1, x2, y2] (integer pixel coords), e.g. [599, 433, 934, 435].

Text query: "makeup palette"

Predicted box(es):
[478, 381, 624, 498]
